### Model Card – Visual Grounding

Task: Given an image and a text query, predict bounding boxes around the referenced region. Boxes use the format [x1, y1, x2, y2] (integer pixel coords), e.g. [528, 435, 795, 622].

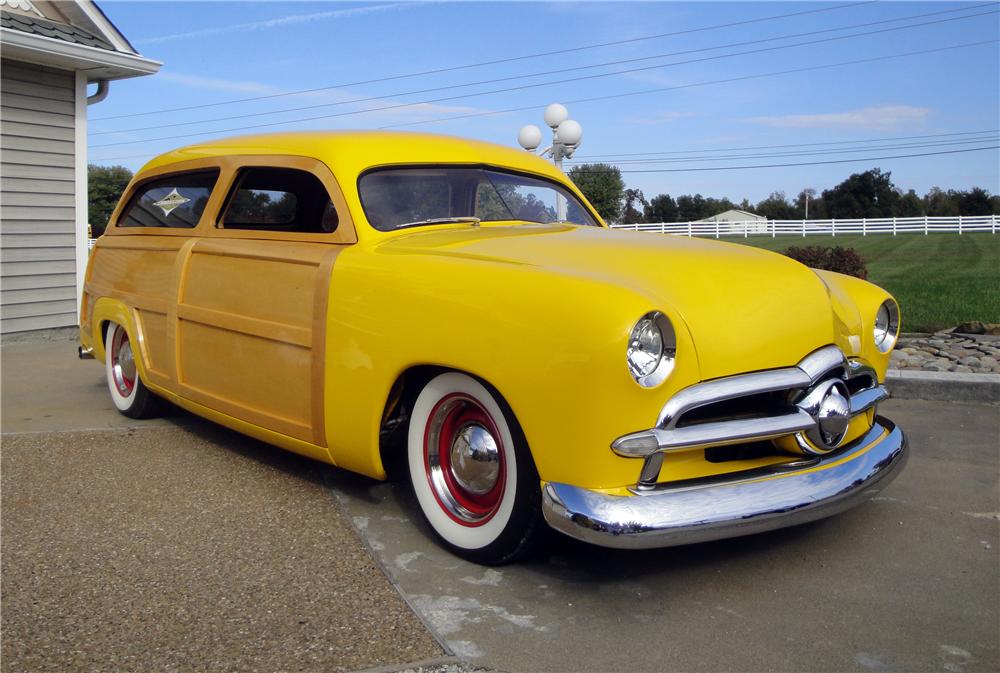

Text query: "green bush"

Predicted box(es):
[782, 245, 868, 279]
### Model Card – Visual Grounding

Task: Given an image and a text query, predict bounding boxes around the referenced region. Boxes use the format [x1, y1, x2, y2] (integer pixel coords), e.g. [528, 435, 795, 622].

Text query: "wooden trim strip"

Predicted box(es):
[174, 382, 313, 440]
[309, 247, 341, 446]
[167, 238, 198, 383]
[177, 303, 312, 348]
[93, 241, 184, 253]
[84, 282, 170, 314]
[189, 244, 322, 267]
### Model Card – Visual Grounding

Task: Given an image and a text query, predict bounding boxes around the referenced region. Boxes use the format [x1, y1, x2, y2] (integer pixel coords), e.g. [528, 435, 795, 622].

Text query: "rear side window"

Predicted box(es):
[118, 170, 218, 228]
[220, 167, 339, 234]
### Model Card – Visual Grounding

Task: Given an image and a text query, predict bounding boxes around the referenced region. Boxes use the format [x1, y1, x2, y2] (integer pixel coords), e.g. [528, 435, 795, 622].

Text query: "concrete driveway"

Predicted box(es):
[330, 398, 1000, 673]
[3, 336, 998, 673]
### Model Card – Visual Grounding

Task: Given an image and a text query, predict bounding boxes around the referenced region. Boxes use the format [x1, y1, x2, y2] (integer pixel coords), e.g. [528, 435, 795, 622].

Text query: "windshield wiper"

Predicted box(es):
[394, 217, 481, 230]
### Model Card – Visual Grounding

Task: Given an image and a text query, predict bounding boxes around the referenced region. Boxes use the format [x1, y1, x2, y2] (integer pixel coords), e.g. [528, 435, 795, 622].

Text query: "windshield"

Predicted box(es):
[358, 167, 600, 231]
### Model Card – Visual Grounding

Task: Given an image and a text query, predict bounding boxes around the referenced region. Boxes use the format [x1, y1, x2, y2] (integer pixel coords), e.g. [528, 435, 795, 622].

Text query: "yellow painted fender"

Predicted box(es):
[89, 296, 153, 385]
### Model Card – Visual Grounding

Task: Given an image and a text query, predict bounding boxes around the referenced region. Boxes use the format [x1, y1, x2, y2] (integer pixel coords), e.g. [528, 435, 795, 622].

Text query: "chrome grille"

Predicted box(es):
[611, 345, 889, 491]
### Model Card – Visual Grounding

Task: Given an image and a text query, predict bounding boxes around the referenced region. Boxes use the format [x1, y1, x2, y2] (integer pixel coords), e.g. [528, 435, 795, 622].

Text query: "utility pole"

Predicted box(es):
[517, 104, 583, 221]
[802, 188, 816, 219]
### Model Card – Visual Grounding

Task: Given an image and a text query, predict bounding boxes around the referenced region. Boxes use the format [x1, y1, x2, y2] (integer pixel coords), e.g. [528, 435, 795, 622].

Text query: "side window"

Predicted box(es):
[118, 170, 218, 228]
[220, 167, 339, 234]
[360, 169, 455, 230]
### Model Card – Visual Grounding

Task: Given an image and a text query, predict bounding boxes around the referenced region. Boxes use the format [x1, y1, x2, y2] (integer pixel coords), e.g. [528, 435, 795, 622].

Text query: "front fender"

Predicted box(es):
[322, 245, 701, 489]
[813, 270, 898, 380]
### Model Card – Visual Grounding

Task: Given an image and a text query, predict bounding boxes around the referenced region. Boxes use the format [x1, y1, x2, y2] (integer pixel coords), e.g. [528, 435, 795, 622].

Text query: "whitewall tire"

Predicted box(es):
[104, 322, 162, 419]
[407, 372, 545, 564]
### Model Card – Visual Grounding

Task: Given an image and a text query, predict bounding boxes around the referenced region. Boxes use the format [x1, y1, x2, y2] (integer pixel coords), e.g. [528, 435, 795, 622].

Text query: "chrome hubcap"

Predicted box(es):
[449, 423, 501, 495]
[111, 329, 136, 395]
[424, 394, 506, 526]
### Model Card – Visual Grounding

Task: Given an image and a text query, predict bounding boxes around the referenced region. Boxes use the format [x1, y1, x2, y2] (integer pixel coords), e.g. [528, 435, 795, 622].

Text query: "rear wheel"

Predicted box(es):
[105, 322, 162, 419]
[407, 372, 545, 565]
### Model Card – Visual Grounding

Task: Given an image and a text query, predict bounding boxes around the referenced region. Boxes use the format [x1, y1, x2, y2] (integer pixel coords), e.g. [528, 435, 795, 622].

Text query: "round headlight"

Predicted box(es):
[627, 312, 676, 387]
[873, 299, 900, 353]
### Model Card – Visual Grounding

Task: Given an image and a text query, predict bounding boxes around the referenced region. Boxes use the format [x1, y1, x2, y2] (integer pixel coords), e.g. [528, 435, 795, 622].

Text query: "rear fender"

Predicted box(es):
[89, 297, 153, 384]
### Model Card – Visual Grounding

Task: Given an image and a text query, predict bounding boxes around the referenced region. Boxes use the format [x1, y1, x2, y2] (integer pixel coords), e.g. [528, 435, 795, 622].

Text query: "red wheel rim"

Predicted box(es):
[423, 393, 506, 527]
[110, 327, 136, 396]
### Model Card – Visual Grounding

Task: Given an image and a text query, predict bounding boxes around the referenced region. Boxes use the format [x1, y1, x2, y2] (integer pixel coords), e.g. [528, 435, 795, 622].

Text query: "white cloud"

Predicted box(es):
[155, 72, 283, 96]
[135, 3, 418, 45]
[747, 105, 932, 131]
[130, 72, 492, 126]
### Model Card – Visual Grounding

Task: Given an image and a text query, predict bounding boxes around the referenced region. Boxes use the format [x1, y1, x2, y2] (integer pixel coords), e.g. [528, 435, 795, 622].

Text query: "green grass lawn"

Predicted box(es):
[728, 233, 1000, 333]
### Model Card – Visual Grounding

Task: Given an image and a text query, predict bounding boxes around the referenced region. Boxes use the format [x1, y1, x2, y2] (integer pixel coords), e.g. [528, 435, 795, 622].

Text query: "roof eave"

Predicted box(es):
[74, 0, 137, 54]
[0, 26, 160, 80]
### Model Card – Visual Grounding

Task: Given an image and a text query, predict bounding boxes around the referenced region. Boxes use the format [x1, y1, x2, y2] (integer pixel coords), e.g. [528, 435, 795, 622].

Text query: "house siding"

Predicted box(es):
[1, 59, 78, 333]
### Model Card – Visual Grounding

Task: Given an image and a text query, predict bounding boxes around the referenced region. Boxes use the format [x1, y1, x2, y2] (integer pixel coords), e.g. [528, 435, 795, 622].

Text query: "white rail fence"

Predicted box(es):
[610, 215, 999, 237]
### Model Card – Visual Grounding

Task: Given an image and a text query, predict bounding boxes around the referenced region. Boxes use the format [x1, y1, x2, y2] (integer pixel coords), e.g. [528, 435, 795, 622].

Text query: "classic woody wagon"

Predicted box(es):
[80, 131, 907, 564]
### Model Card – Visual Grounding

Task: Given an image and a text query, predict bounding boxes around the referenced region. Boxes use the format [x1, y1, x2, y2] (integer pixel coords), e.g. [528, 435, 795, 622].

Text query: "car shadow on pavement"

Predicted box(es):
[166, 405, 831, 580]
[528, 517, 825, 579]
[312, 427, 833, 581]
[153, 406, 337, 489]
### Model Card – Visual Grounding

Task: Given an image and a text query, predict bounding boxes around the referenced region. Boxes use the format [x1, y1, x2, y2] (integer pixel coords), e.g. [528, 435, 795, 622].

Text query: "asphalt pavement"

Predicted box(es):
[2, 336, 998, 673]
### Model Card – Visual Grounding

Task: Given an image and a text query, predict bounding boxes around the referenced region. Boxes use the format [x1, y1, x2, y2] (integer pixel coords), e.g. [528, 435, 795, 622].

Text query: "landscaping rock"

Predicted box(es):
[955, 321, 1000, 336]
[888, 332, 1000, 373]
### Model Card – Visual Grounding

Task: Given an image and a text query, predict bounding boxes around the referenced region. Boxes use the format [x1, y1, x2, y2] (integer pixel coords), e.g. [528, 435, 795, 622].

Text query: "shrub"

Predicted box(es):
[782, 245, 868, 279]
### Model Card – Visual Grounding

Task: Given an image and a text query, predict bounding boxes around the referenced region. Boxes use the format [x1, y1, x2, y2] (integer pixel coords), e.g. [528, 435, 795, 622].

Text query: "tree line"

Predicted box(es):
[567, 164, 1000, 224]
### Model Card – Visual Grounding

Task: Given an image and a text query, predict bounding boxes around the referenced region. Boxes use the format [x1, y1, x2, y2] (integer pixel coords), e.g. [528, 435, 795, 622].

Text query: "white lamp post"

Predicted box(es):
[517, 103, 583, 221]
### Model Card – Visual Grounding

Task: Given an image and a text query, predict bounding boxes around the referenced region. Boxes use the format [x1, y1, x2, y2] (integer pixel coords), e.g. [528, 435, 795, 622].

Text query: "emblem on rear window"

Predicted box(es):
[153, 188, 191, 216]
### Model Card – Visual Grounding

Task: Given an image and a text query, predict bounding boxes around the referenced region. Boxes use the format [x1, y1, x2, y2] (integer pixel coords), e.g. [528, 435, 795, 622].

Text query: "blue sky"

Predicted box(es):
[90, 1, 999, 203]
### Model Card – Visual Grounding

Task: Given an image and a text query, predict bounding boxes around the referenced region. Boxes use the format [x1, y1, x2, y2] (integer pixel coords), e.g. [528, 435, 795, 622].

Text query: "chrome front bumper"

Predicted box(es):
[542, 416, 906, 550]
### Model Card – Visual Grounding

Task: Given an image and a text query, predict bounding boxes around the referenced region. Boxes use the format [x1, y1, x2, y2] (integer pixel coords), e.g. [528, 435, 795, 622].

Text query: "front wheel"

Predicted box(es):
[105, 322, 162, 419]
[407, 372, 545, 565]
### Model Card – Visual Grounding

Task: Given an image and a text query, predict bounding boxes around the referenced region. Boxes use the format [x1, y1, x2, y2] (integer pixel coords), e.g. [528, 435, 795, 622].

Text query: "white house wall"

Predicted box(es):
[1, 59, 79, 333]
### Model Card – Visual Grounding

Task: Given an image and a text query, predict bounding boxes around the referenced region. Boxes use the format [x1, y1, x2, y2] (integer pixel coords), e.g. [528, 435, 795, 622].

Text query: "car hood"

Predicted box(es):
[378, 223, 840, 379]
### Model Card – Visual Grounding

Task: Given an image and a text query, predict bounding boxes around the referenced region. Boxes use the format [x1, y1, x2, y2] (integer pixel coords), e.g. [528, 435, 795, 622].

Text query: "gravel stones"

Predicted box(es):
[1, 427, 443, 673]
[890, 333, 1000, 374]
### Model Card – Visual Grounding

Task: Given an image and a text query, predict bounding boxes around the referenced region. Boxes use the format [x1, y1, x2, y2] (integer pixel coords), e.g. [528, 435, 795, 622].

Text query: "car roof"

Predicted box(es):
[139, 130, 569, 183]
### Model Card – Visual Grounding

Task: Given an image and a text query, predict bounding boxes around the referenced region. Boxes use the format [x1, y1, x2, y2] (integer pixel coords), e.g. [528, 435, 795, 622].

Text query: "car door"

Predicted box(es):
[86, 166, 224, 393]
[172, 156, 355, 447]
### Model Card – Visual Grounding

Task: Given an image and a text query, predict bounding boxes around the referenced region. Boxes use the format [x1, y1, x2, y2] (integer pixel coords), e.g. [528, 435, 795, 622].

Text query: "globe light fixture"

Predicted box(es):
[543, 103, 569, 129]
[517, 124, 542, 152]
[516, 104, 584, 221]
[556, 119, 583, 148]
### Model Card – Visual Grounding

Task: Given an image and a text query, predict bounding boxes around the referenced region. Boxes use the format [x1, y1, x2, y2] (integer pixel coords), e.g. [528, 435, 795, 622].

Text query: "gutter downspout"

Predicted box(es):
[87, 80, 109, 105]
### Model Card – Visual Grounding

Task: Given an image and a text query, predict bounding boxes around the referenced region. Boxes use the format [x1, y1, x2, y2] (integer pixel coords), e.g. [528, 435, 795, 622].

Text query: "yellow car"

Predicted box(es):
[80, 131, 906, 564]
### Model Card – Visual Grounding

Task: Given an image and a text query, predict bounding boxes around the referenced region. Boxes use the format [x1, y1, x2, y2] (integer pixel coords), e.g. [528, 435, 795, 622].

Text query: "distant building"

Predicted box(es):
[696, 209, 766, 223]
[1, 0, 159, 334]
[695, 209, 768, 234]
